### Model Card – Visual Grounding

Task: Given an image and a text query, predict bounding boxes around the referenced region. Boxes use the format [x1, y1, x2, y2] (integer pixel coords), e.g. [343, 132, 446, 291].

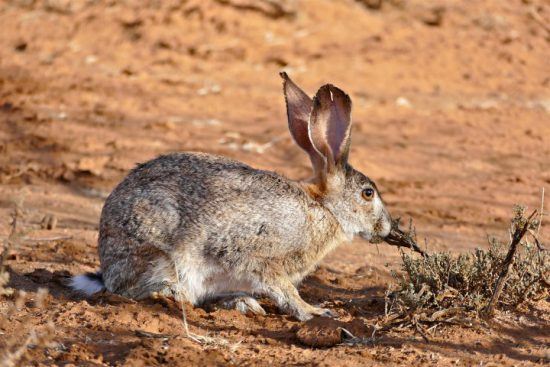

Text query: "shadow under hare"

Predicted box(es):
[71, 73, 392, 321]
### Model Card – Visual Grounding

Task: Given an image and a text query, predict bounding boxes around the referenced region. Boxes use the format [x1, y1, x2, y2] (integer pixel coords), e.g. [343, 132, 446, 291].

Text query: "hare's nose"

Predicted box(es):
[376, 210, 392, 238]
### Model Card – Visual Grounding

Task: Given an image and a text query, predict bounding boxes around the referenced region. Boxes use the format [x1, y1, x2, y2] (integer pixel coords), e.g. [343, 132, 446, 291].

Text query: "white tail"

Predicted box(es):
[70, 273, 105, 296]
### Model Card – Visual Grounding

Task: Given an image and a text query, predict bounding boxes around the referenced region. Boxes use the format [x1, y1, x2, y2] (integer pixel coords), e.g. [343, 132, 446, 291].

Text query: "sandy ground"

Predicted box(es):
[0, 0, 549, 365]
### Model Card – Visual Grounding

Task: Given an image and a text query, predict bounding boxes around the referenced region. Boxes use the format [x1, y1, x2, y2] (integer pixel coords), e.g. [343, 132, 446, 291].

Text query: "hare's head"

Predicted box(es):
[281, 72, 391, 243]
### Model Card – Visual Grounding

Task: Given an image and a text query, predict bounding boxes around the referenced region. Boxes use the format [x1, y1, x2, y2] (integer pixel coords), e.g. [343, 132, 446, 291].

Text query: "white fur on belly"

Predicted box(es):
[173, 254, 256, 304]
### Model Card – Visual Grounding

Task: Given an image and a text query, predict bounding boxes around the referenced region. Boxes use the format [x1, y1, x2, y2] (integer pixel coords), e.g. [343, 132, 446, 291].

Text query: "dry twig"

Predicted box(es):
[173, 265, 240, 351]
[528, 6, 550, 35]
[384, 218, 427, 256]
[214, 0, 295, 19]
[23, 235, 73, 243]
[483, 210, 537, 317]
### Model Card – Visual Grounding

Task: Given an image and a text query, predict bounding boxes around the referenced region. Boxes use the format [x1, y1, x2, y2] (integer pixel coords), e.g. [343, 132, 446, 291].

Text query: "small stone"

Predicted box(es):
[395, 96, 412, 108]
[85, 55, 98, 65]
[419, 6, 445, 27]
[357, 0, 383, 10]
[73, 156, 110, 176]
[14, 40, 28, 52]
[41, 214, 58, 230]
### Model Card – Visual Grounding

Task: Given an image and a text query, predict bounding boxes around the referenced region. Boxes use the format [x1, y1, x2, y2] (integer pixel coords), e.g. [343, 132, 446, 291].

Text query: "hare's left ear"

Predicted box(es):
[309, 84, 352, 174]
[280, 72, 325, 177]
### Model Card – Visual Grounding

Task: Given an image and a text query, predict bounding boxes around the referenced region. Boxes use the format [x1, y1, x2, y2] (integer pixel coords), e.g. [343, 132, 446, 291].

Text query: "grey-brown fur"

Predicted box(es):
[71, 74, 392, 321]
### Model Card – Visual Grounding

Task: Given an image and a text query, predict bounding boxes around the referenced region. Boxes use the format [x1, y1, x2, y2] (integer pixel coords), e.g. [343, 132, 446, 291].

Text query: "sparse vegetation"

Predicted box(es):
[0, 204, 55, 367]
[1, 0, 549, 364]
[383, 205, 548, 340]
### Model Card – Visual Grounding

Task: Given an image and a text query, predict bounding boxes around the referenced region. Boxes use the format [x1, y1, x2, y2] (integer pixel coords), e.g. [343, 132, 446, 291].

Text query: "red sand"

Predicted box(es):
[1, 0, 549, 365]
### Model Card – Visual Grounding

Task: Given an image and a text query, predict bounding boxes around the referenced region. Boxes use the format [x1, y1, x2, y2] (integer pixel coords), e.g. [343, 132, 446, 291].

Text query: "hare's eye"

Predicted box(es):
[362, 188, 375, 200]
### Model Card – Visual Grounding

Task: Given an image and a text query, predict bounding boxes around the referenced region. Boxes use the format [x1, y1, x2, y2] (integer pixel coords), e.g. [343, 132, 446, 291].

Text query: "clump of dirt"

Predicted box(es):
[296, 317, 367, 348]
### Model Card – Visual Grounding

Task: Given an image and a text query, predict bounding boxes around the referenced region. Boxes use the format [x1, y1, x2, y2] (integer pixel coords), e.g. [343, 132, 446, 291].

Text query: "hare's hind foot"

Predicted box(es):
[224, 295, 266, 315]
[205, 293, 266, 316]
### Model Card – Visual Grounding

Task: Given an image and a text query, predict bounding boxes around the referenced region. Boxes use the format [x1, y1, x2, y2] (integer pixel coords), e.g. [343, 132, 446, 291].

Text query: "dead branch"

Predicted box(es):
[483, 210, 537, 317]
[531, 187, 546, 251]
[536, 187, 545, 235]
[174, 265, 240, 351]
[135, 330, 172, 339]
[384, 221, 427, 257]
[413, 319, 430, 342]
[23, 235, 73, 243]
[528, 6, 550, 35]
[214, 0, 295, 19]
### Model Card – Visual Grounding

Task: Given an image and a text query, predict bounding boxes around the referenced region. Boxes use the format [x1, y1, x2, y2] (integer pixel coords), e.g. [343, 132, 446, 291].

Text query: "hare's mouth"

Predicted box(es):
[359, 231, 384, 244]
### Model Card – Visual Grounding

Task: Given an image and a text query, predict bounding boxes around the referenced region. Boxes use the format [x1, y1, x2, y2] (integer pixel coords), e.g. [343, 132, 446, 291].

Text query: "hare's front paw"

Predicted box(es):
[311, 306, 337, 318]
[297, 306, 336, 321]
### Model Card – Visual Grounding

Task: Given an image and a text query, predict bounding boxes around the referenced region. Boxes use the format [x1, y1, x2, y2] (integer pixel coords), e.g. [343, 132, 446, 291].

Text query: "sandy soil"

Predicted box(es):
[1, 0, 549, 365]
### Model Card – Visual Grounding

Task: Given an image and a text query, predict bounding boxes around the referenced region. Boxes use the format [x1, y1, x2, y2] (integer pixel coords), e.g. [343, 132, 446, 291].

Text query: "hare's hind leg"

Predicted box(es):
[222, 294, 266, 315]
[202, 292, 266, 315]
[100, 238, 176, 300]
[115, 253, 179, 300]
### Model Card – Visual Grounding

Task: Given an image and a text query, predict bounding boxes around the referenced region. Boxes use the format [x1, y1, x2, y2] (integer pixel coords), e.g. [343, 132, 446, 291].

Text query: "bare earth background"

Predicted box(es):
[0, 0, 549, 365]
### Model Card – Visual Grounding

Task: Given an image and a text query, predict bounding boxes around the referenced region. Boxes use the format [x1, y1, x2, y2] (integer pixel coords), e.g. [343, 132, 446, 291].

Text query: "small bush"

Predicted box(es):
[386, 205, 549, 323]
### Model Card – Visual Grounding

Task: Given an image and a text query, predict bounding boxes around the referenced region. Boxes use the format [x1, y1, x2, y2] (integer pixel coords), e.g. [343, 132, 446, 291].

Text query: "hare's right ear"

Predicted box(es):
[280, 72, 325, 177]
[309, 84, 352, 175]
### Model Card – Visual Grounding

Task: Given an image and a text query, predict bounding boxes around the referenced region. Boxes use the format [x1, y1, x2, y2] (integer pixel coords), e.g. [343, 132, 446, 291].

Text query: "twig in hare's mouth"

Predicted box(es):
[383, 219, 427, 257]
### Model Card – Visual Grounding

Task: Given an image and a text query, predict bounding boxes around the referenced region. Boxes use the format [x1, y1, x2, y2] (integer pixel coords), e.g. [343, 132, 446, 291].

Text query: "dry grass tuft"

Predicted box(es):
[172, 265, 241, 352]
[382, 204, 549, 340]
[179, 301, 241, 352]
[0, 203, 55, 367]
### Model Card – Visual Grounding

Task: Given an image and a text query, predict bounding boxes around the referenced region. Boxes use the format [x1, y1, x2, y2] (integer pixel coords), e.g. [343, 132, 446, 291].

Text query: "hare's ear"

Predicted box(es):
[280, 72, 325, 176]
[309, 84, 352, 173]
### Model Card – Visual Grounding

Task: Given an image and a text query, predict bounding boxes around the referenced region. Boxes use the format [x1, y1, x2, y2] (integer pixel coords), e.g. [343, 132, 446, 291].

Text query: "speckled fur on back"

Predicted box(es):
[71, 74, 392, 321]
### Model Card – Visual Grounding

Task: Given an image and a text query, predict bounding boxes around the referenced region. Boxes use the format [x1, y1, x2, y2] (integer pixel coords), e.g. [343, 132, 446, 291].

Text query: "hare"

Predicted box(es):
[71, 73, 392, 321]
